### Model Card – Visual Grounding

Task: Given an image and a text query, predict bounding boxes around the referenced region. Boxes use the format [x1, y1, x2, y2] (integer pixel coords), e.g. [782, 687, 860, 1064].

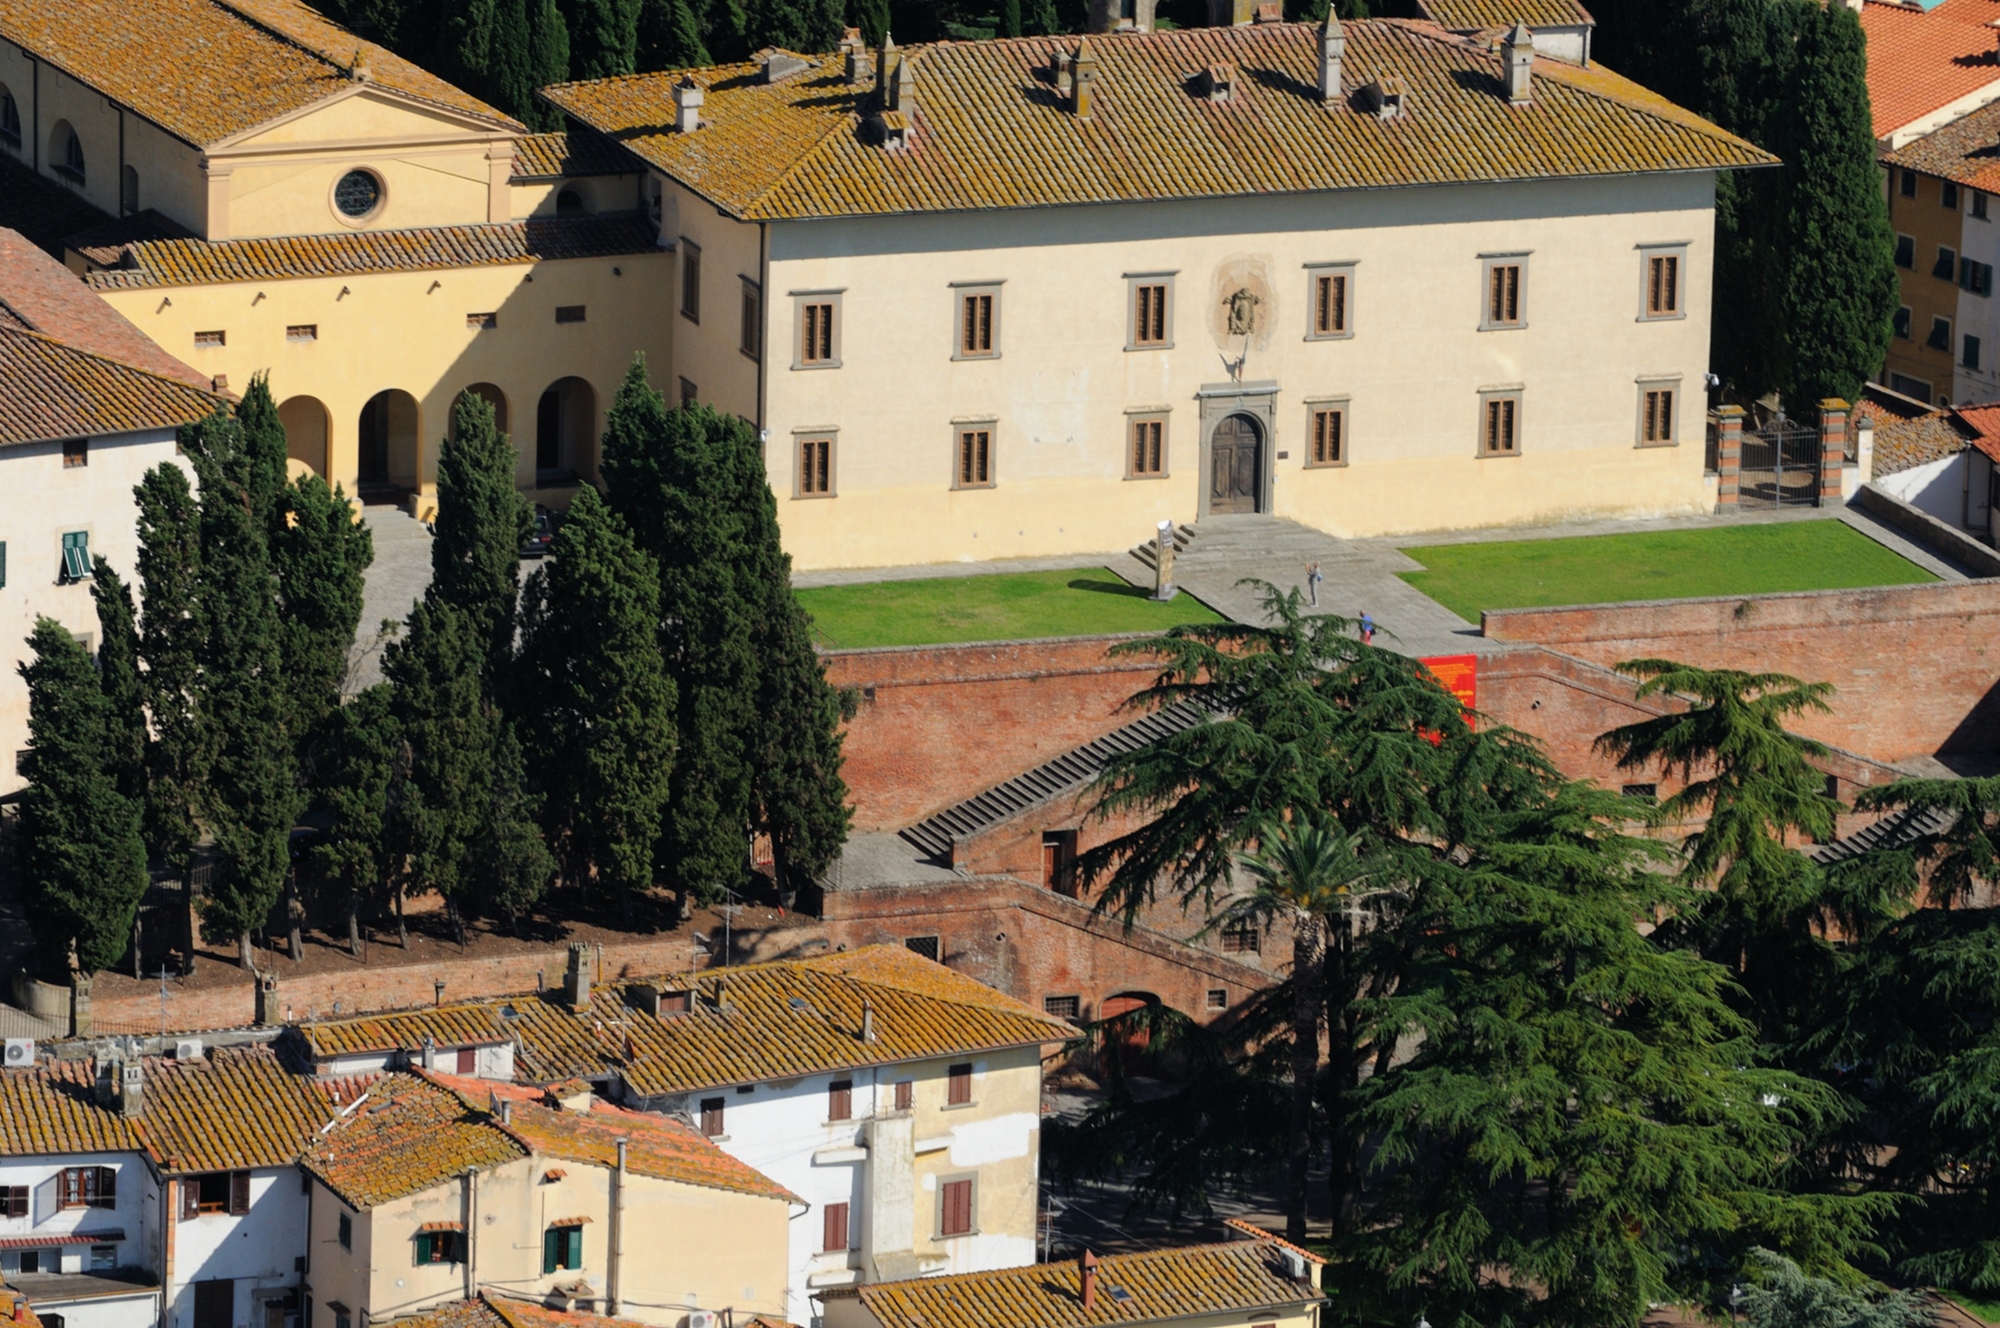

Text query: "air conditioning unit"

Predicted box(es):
[3, 1039, 33, 1068]
[175, 1039, 205, 1061]
[1279, 1249, 1308, 1282]
[686, 1313, 719, 1328]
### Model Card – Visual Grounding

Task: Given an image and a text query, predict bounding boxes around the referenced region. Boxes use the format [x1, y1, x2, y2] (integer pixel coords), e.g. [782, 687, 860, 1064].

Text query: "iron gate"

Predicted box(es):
[1739, 413, 1823, 508]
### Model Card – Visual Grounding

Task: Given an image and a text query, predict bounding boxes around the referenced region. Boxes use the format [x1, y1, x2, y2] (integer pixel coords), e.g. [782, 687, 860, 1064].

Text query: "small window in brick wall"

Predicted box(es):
[904, 935, 940, 962]
[1044, 995, 1081, 1021]
[1220, 924, 1260, 954]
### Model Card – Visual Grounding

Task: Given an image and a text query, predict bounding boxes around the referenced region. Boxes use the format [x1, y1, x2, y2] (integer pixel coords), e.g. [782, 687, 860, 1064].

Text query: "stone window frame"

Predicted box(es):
[1303, 262, 1356, 341]
[792, 289, 843, 370]
[1125, 407, 1170, 479]
[936, 1174, 978, 1238]
[1637, 243, 1688, 321]
[793, 428, 836, 499]
[1478, 252, 1529, 331]
[1125, 271, 1176, 351]
[1477, 386, 1524, 458]
[952, 281, 1002, 361]
[951, 418, 997, 490]
[1635, 376, 1681, 448]
[1304, 397, 1350, 468]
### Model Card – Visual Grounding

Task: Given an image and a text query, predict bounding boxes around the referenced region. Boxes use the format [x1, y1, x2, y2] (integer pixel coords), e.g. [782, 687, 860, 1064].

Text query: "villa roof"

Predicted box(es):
[542, 19, 1770, 224]
[1882, 96, 2000, 193]
[1411, 0, 1594, 31]
[823, 1232, 1323, 1328]
[0, 0, 519, 148]
[303, 1073, 528, 1208]
[510, 130, 644, 181]
[0, 1061, 146, 1156]
[1858, 0, 2000, 142]
[138, 1045, 341, 1175]
[0, 227, 208, 388]
[0, 327, 221, 447]
[298, 1004, 517, 1060]
[82, 214, 662, 291]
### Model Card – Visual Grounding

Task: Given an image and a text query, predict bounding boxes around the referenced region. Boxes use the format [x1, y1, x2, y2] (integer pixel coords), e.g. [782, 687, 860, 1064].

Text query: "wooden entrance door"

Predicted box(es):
[1209, 413, 1262, 514]
[194, 1279, 234, 1328]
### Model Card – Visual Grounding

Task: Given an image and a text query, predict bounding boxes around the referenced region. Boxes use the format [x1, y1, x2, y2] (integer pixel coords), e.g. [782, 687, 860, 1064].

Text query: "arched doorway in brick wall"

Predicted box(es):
[1098, 992, 1163, 1076]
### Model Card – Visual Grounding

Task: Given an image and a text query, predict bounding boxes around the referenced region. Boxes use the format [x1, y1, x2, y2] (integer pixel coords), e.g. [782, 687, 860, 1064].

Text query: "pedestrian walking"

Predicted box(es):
[1359, 611, 1375, 645]
[1306, 562, 1322, 607]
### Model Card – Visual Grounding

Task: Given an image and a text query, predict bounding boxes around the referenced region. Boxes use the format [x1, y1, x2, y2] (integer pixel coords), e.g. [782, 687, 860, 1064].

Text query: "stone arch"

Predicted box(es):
[50, 119, 83, 185]
[535, 376, 596, 481]
[1098, 991, 1163, 1073]
[450, 382, 509, 438]
[278, 395, 331, 479]
[357, 388, 421, 497]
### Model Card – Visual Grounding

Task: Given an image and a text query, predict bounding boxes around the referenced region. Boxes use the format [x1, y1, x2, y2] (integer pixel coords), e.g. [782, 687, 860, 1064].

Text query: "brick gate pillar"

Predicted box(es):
[1819, 398, 1850, 506]
[1715, 405, 1744, 511]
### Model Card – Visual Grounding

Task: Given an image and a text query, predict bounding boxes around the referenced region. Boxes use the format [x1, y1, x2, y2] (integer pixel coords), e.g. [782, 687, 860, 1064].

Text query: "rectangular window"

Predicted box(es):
[466, 312, 498, 330]
[678, 378, 697, 409]
[893, 1080, 914, 1110]
[334, 1310, 351, 1328]
[1966, 334, 1983, 371]
[1306, 266, 1352, 339]
[60, 531, 89, 582]
[286, 324, 317, 342]
[1644, 252, 1681, 317]
[1043, 995, 1080, 1021]
[828, 1080, 853, 1122]
[822, 1202, 850, 1253]
[62, 436, 87, 468]
[797, 435, 833, 497]
[337, 1213, 352, 1249]
[1481, 257, 1526, 329]
[542, 1225, 583, 1274]
[1042, 828, 1077, 893]
[90, 1245, 115, 1272]
[1128, 416, 1166, 477]
[1894, 306, 1912, 339]
[58, 1166, 115, 1209]
[946, 1063, 973, 1106]
[957, 287, 998, 358]
[680, 240, 701, 322]
[0, 1186, 25, 1218]
[1901, 169, 1918, 198]
[1936, 246, 1959, 281]
[193, 330, 224, 348]
[1220, 923, 1260, 954]
[414, 1231, 462, 1265]
[1930, 316, 1953, 352]
[554, 305, 586, 324]
[1308, 404, 1346, 467]
[956, 426, 993, 488]
[1962, 258, 1995, 296]
[1480, 393, 1522, 456]
[699, 1097, 725, 1137]
[904, 935, 940, 962]
[740, 279, 761, 359]
[1129, 278, 1171, 348]
[1894, 234, 1915, 269]
[455, 1048, 476, 1074]
[1206, 988, 1227, 1010]
[939, 1178, 974, 1236]
[1945, 181, 1961, 210]
[796, 297, 838, 368]
[1639, 385, 1677, 446]
[1977, 191, 1991, 220]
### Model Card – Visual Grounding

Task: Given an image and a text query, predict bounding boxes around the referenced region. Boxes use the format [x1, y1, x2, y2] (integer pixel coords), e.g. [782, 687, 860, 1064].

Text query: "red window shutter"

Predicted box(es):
[456, 1048, 477, 1074]
[229, 1171, 251, 1216]
[894, 1081, 913, 1111]
[947, 1064, 972, 1106]
[941, 1180, 973, 1236]
[828, 1081, 852, 1122]
[180, 1180, 199, 1222]
[822, 1202, 850, 1253]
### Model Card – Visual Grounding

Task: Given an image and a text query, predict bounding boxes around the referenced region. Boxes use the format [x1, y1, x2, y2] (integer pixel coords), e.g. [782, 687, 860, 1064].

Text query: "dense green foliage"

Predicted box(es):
[432, 392, 531, 699]
[133, 462, 207, 881]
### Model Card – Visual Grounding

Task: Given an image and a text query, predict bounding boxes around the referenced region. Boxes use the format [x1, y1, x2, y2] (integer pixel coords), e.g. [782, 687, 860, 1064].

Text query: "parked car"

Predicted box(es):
[522, 505, 556, 559]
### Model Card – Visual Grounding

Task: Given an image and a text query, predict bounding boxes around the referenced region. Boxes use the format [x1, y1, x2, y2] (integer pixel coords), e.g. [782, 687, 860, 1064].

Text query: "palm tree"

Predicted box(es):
[1218, 812, 1392, 1241]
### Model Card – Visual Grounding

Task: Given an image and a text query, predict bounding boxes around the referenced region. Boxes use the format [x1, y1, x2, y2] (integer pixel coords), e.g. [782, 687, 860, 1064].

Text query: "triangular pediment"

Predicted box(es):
[212, 83, 516, 154]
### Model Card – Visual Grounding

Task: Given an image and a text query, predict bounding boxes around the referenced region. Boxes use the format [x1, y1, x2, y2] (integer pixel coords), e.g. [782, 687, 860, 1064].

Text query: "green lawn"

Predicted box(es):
[1399, 520, 1937, 622]
[795, 567, 1224, 648]
[1946, 1293, 2000, 1325]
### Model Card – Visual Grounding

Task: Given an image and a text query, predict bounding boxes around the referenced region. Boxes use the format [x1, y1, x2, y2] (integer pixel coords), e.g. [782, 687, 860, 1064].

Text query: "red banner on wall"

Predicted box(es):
[1419, 654, 1478, 731]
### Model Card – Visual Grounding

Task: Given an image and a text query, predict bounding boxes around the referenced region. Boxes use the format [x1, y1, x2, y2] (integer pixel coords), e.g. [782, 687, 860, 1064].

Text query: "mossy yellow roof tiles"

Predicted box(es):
[140, 1045, 342, 1175]
[299, 1003, 515, 1059]
[0, 1060, 145, 1156]
[830, 1237, 1323, 1328]
[542, 19, 1771, 224]
[304, 1073, 528, 1208]
[1413, 0, 1593, 30]
[0, 0, 518, 148]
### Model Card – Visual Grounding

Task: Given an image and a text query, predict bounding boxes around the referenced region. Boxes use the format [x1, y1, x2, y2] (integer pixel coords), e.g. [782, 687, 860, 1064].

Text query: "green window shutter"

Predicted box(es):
[61, 531, 88, 582]
[565, 1225, 582, 1269]
[414, 1233, 431, 1266]
[542, 1228, 559, 1275]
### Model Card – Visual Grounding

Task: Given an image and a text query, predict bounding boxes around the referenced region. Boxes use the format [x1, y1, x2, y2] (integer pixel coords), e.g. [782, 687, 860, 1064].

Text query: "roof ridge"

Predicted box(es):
[0, 324, 222, 404]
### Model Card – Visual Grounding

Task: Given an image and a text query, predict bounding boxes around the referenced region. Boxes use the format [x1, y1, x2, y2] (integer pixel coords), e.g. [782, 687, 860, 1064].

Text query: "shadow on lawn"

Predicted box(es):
[1067, 576, 1150, 598]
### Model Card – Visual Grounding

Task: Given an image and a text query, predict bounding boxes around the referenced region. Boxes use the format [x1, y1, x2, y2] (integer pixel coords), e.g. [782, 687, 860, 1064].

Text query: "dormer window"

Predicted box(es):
[556, 187, 585, 217]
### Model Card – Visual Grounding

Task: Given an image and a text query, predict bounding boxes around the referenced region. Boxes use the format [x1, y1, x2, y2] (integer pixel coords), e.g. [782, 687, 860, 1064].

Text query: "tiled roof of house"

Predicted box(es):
[63, 211, 201, 272]
[0, 0, 519, 148]
[399, 1293, 663, 1328]
[428, 1075, 798, 1203]
[1412, 0, 1593, 30]
[138, 1045, 341, 1174]
[0, 1286, 45, 1328]
[82, 214, 660, 291]
[298, 1004, 516, 1060]
[1858, 0, 2000, 140]
[0, 228, 208, 388]
[303, 1073, 528, 1208]
[510, 130, 644, 180]
[825, 1236, 1323, 1328]
[479, 945, 1073, 1094]
[1864, 404, 1974, 477]
[0, 1061, 145, 1156]
[1881, 96, 2000, 193]
[542, 19, 1769, 223]
[1953, 402, 2000, 464]
[0, 327, 222, 447]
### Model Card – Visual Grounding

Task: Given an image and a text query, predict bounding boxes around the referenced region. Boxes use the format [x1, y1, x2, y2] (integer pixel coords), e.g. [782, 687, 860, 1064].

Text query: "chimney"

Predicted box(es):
[895, 51, 917, 117]
[498, 1097, 513, 1125]
[876, 34, 899, 104]
[1504, 22, 1534, 104]
[1053, 49, 1073, 96]
[1080, 1250, 1099, 1311]
[1072, 40, 1097, 119]
[421, 1036, 438, 1071]
[860, 999, 876, 1043]
[1253, 1, 1281, 20]
[119, 1060, 143, 1119]
[672, 77, 704, 134]
[841, 28, 873, 85]
[1363, 74, 1405, 120]
[349, 47, 372, 82]
[1203, 62, 1237, 103]
[760, 48, 810, 82]
[1318, 12, 1344, 102]
[564, 941, 591, 1010]
[1087, 0, 1157, 30]
[95, 1058, 117, 1108]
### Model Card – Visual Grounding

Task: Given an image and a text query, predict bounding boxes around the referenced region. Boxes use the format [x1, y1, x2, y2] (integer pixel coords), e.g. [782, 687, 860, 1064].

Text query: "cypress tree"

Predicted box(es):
[488, 0, 539, 124]
[528, 0, 571, 117]
[474, 722, 556, 933]
[134, 462, 206, 971]
[637, 0, 709, 70]
[91, 558, 147, 805]
[997, 0, 1020, 38]
[431, 391, 530, 701]
[744, 0, 842, 51]
[310, 684, 400, 956]
[238, 376, 291, 536]
[181, 409, 303, 971]
[1773, 0, 1897, 410]
[438, 0, 499, 98]
[273, 475, 375, 741]
[696, 0, 748, 60]
[567, 0, 642, 76]
[850, 0, 889, 43]
[518, 486, 674, 924]
[16, 620, 150, 977]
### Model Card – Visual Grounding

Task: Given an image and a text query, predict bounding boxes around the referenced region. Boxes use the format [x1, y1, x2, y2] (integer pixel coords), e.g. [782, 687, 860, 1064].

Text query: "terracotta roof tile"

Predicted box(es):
[542, 20, 1771, 223]
[1870, 408, 1974, 475]
[1881, 95, 2000, 193]
[83, 215, 661, 291]
[1952, 401, 2000, 463]
[829, 1237, 1323, 1328]
[510, 130, 644, 180]
[303, 1073, 527, 1208]
[1413, 0, 1593, 31]
[0, 1060, 145, 1156]
[298, 1004, 515, 1060]
[137, 1045, 341, 1175]
[485, 1294, 666, 1328]
[393, 1300, 507, 1328]
[0, 326, 222, 447]
[0, 0, 518, 148]
[1859, 0, 2000, 140]
[0, 227, 209, 388]
[0, 1286, 46, 1328]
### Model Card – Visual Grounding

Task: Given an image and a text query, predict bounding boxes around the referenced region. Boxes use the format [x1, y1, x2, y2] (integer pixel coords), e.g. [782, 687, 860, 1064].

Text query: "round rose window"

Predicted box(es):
[333, 169, 381, 218]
